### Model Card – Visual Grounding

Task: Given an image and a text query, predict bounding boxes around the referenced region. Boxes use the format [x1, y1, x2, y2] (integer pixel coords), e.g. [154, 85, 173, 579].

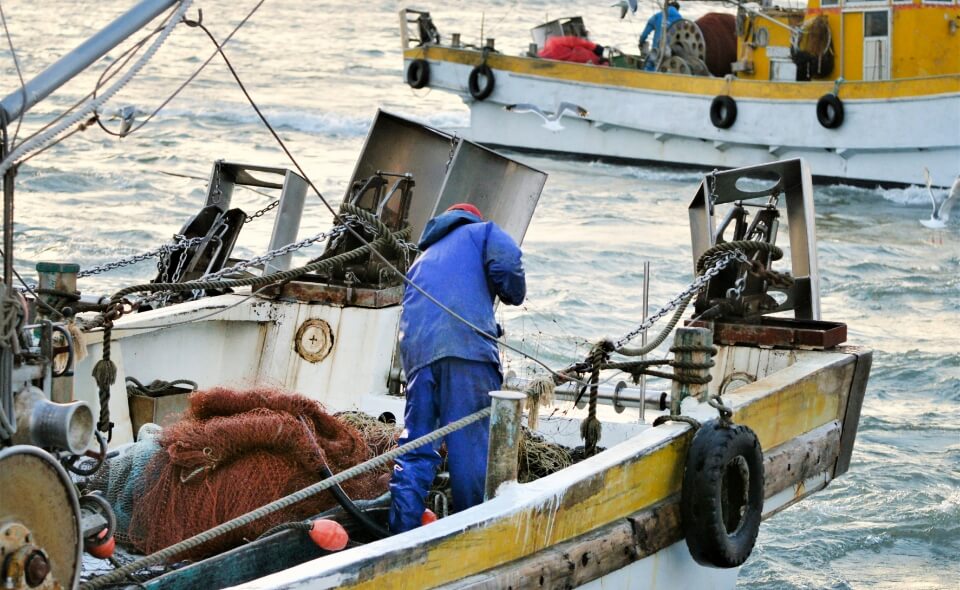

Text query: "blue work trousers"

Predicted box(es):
[388, 357, 500, 533]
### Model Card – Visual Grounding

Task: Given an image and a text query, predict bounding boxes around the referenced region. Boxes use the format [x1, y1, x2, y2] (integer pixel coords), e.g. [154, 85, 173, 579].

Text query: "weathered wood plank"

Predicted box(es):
[447, 421, 841, 590]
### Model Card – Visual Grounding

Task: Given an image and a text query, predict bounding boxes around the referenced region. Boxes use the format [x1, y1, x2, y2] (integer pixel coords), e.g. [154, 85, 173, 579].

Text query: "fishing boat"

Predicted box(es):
[399, 1, 960, 188]
[0, 3, 872, 590]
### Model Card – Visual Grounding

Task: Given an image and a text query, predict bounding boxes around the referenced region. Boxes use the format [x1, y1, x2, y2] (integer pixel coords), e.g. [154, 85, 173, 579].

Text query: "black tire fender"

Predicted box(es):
[406, 59, 430, 89]
[681, 420, 764, 568]
[468, 64, 496, 101]
[709, 95, 737, 129]
[816, 93, 844, 129]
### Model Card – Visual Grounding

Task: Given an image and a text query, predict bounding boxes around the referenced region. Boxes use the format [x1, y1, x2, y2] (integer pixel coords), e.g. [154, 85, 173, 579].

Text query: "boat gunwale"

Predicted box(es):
[402, 46, 960, 101]
[233, 346, 862, 590]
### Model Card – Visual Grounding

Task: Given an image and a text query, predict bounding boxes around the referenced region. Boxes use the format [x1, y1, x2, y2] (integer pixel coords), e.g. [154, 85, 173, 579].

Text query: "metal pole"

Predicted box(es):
[670, 327, 713, 415]
[0, 0, 179, 123]
[484, 390, 524, 501]
[639, 260, 650, 423]
[263, 171, 307, 275]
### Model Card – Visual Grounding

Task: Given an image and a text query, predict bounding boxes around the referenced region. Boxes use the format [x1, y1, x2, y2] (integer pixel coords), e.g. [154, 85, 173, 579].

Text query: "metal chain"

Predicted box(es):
[198, 225, 348, 282]
[613, 250, 747, 349]
[244, 199, 279, 223]
[77, 235, 207, 278]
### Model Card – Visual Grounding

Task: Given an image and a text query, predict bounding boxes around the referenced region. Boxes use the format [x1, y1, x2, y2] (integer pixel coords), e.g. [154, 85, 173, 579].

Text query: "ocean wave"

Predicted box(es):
[159, 106, 373, 137]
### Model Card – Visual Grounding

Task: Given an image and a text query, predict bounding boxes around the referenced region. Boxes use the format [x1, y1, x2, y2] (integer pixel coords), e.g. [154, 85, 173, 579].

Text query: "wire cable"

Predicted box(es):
[0, 0, 27, 146]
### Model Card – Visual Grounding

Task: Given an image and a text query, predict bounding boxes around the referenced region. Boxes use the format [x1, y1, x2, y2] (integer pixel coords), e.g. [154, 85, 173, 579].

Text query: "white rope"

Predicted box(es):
[0, 0, 194, 176]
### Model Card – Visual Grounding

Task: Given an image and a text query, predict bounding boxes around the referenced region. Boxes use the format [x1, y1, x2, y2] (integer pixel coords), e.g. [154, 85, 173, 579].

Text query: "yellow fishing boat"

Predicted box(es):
[400, 0, 960, 187]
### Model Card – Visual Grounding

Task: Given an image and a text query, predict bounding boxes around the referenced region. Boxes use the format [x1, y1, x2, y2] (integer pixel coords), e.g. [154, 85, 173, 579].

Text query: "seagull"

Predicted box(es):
[109, 105, 137, 137]
[503, 102, 589, 131]
[611, 0, 638, 19]
[920, 167, 959, 229]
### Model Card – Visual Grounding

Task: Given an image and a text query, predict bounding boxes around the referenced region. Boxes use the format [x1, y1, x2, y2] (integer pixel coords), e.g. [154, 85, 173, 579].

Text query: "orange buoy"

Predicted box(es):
[86, 529, 115, 559]
[421, 509, 438, 526]
[308, 519, 349, 551]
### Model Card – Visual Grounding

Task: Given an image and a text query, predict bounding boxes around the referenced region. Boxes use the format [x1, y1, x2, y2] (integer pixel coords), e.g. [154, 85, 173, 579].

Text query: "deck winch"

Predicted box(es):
[686, 159, 844, 349]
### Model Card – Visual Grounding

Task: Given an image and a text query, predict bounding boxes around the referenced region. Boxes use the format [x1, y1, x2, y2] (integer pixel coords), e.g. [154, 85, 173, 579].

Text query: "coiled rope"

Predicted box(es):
[80, 405, 492, 590]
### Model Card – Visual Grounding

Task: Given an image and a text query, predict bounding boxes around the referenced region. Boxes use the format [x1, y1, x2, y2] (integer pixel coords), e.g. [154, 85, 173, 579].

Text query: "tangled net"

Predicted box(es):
[127, 387, 385, 559]
[331, 411, 575, 486]
[518, 426, 573, 483]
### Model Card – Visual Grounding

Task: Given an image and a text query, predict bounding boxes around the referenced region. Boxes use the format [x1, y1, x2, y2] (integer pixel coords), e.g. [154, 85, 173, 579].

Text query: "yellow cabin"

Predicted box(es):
[736, 0, 960, 81]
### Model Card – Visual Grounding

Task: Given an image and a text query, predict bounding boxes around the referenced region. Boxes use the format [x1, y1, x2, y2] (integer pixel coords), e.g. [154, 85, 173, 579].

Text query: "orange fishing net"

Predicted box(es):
[128, 387, 385, 559]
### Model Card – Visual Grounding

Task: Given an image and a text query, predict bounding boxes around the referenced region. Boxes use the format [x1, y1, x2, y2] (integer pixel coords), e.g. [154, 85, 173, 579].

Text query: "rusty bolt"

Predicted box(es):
[24, 551, 50, 587]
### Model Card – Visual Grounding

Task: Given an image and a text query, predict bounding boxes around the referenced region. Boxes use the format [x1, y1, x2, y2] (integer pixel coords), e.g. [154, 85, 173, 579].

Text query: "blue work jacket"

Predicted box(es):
[640, 6, 682, 49]
[399, 210, 526, 375]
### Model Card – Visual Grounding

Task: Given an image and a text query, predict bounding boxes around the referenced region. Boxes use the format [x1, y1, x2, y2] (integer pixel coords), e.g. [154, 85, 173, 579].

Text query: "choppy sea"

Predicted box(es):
[3, 0, 958, 588]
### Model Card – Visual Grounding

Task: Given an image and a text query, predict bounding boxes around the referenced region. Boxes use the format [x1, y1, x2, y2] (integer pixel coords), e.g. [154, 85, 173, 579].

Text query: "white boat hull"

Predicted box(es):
[406, 54, 960, 187]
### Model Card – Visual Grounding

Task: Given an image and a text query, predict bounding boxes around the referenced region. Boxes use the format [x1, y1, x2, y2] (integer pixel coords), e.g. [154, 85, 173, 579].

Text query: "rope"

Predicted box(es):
[80, 405, 492, 590]
[255, 521, 312, 541]
[695, 240, 783, 274]
[615, 293, 692, 357]
[523, 377, 555, 430]
[580, 342, 611, 456]
[0, 0, 194, 176]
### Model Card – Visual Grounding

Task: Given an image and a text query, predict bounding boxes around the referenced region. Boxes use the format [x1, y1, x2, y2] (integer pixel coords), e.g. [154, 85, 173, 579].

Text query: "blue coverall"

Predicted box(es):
[640, 6, 682, 70]
[388, 209, 526, 533]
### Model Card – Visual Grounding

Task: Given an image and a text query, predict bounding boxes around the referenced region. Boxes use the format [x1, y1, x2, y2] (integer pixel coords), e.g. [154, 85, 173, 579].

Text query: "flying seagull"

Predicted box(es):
[920, 167, 959, 229]
[110, 105, 137, 137]
[503, 102, 589, 131]
[611, 0, 639, 19]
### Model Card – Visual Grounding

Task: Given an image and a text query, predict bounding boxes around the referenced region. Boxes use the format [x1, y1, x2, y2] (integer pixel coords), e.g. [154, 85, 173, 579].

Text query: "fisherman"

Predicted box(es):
[388, 203, 526, 533]
[639, 1, 682, 68]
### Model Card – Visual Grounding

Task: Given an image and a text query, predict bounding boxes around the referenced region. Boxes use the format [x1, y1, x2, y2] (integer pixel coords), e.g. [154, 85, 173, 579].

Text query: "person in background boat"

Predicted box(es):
[388, 203, 526, 534]
[639, 1, 682, 70]
[538, 35, 607, 65]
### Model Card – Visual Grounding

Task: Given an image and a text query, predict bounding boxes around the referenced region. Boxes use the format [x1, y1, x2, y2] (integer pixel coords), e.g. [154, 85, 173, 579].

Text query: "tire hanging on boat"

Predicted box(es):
[816, 93, 844, 129]
[406, 59, 430, 89]
[710, 95, 737, 129]
[468, 64, 495, 100]
[680, 419, 764, 568]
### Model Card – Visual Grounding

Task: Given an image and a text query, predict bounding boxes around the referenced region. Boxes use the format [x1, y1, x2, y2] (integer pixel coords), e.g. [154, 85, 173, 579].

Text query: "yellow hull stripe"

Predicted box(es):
[344, 360, 846, 589]
[404, 47, 960, 101]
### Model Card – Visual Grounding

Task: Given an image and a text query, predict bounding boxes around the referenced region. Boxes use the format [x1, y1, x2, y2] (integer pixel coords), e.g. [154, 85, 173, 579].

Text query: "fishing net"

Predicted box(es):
[518, 427, 573, 483]
[83, 423, 163, 545]
[126, 387, 385, 559]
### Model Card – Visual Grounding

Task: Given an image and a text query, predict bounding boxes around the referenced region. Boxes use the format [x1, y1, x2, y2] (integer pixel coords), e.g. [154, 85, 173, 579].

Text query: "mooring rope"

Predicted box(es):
[80, 405, 493, 590]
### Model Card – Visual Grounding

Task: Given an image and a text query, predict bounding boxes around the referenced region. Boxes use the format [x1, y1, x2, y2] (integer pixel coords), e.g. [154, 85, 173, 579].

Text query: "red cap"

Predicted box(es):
[446, 203, 483, 219]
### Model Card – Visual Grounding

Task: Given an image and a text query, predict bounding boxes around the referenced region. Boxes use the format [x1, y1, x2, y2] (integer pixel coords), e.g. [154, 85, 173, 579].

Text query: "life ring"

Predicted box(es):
[680, 420, 764, 568]
[406, 59, 430, 89]
[816, 94, 844, 129]
[468, 64, 495, 101]
[710, 95, 737, 129]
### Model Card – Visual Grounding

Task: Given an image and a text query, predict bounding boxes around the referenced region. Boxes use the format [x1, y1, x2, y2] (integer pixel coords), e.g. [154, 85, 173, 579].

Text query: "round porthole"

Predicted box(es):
[295, 319, 334, 363]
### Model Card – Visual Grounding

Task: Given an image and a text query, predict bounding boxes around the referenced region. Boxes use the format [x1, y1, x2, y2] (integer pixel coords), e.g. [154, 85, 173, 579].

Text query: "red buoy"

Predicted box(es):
[421, 509, 438, 526]
[308, 519, 349, 551]
[86, 529, 115, 559]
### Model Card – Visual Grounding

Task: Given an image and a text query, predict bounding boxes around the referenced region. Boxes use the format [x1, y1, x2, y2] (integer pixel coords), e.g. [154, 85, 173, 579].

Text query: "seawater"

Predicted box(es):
[4, 1, 958, 588]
